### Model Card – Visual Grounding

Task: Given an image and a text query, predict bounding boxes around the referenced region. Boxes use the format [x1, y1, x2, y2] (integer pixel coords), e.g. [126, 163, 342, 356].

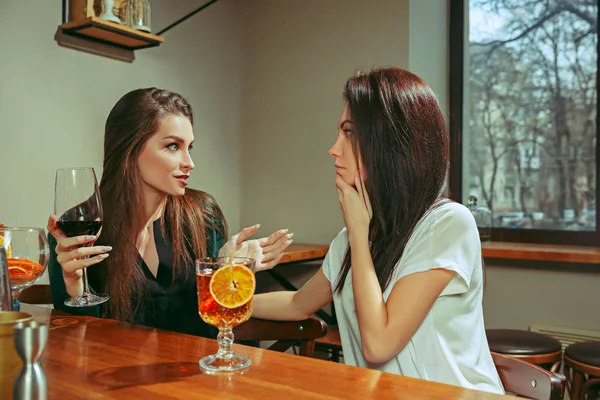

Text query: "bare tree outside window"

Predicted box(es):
[464, 0, 597, 233]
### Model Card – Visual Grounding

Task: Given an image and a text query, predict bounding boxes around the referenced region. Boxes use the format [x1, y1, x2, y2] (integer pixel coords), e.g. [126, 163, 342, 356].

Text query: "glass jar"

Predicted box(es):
[466, 195, 492, 243]
[123, 0, 151, 32]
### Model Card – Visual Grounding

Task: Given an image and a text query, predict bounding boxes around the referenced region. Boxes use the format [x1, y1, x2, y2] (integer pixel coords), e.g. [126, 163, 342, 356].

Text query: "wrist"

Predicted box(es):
[64, 276, 83, 297]
[348, 231, 369, 249]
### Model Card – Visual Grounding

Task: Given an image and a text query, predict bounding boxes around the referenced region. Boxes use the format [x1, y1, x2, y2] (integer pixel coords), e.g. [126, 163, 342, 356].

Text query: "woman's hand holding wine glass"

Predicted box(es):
[47, 215, 111, 297]
[50, 167, 110, 307]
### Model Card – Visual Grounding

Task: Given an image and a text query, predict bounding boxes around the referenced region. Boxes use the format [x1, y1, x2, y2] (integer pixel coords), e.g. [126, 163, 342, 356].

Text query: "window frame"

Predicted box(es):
[448, 0, 600, 246]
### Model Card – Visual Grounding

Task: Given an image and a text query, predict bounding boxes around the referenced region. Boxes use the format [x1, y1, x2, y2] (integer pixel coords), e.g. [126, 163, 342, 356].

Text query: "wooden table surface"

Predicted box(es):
[19, 304, 511, 400]
[279, 243, 329, 264]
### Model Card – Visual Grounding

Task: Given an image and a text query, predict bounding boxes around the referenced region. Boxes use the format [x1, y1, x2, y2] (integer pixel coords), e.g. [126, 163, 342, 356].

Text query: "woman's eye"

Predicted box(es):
[167, 143, 178, 151]
[343, 129, 354, 137]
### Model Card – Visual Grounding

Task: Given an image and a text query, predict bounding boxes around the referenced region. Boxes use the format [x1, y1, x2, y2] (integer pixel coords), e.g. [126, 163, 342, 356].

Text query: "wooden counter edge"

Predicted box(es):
[482, 242, 600, 264]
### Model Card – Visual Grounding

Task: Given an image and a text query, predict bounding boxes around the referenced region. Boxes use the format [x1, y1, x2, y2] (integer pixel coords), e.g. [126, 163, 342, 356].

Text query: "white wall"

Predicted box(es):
[0, 0, 245, 281]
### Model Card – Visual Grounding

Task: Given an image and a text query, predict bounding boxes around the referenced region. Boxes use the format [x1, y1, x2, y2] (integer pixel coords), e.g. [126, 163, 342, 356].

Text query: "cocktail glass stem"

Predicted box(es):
[216, 327, 234, 360]
[199, 326, 252, 373]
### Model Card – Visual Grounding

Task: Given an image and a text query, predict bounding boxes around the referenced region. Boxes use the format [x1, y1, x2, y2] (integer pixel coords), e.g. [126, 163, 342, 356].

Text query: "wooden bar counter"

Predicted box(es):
[283, 241, 600, 266]
[481, 242, 600, 264]
[20, 304, 512, 399]
[279, 243, 329, 264]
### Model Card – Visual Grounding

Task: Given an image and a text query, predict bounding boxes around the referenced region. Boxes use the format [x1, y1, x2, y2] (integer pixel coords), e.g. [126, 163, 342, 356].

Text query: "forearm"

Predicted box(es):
[349, 235, 394, 361]
[252, 291, 311, 321]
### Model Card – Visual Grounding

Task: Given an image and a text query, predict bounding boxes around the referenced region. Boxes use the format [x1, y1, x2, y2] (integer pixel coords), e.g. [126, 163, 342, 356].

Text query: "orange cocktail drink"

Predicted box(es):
[196, 257, 255, 373]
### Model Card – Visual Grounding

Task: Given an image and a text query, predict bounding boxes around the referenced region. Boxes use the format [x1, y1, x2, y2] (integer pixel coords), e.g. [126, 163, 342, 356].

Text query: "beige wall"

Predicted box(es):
[0, 0, 244, 282]
[239, 0, 410, 243]
[483, 265, 600, 331]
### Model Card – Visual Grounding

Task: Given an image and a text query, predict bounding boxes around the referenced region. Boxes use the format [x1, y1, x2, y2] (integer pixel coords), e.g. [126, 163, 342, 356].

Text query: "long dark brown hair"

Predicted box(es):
[334, 68, 449, 293]
[89, 88, 227, 322]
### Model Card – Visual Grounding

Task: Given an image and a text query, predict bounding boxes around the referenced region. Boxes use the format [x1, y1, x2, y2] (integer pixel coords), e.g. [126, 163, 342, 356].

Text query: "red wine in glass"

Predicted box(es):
[56, 221, 102, 237]
[55, 167, 109, 307]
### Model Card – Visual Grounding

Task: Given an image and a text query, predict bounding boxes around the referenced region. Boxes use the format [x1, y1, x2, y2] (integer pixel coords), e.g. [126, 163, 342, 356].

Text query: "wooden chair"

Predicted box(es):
[314, 325, 343, 361]
[487, 329, 563, 372]
[491, 351, 565, 400]
[234, 317, 327, 357]
[18, 284, 53, 304]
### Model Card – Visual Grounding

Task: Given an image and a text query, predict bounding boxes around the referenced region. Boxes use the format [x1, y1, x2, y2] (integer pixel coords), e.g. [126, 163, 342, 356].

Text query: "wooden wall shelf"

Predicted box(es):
[59, 17, 164, 50]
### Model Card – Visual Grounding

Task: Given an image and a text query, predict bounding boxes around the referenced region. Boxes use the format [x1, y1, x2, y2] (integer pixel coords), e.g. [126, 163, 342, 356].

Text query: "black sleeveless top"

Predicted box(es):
[48, 218, 224, 339]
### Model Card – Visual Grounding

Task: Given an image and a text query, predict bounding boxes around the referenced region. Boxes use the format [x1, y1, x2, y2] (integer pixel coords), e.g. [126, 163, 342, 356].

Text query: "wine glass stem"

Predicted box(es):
[216, 327, 234, 360]
[81, 267, 90, 296]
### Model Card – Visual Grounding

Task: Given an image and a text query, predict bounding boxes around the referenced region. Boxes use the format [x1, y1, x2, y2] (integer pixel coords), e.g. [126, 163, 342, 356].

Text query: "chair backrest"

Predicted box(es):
[18, 284, 52, 304]
[234, 317, 327, 357]
[491, 352, 565, 400]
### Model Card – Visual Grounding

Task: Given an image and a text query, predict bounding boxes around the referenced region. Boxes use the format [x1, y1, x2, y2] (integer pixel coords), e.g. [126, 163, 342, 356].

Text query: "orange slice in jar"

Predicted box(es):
[209, 264, 255, 309]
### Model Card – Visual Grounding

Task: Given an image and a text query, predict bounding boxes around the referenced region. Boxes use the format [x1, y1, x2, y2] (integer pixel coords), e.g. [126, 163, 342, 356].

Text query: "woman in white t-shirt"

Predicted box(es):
[253, 67, 504, 395]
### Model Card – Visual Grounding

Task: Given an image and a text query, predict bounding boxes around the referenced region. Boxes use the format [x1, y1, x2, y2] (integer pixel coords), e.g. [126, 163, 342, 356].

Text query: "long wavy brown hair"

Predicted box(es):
[89, 88, 227, 322]
[334, 68, 449, 293]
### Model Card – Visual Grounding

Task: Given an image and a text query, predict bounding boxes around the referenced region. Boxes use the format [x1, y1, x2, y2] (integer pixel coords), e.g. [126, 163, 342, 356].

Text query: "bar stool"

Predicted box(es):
[564, 340, 600, 400]
[486, 329, 562, 372]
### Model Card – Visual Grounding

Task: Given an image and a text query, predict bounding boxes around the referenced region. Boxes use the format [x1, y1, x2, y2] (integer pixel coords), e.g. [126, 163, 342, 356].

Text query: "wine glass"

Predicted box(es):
[54, 167, 109, 307]
[0, 227, 49, 311]
[196, 257, 256, 373]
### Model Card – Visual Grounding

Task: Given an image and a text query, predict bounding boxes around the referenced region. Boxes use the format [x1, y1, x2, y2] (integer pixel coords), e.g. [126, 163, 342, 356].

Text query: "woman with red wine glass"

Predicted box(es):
[53, 167, 107, 307]
[47, 88, 293, 338]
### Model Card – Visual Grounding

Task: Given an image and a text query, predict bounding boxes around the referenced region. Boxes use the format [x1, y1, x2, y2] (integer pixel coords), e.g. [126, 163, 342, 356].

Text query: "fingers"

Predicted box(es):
[47, 214, 66, 240]
[335, 176, 345, 203]
[262, 232, 294, 260]
[336, 175, 358, 200]
[58, 245, 112, 261]
[257, 252, 285, 272]
[354, 172, 364, 202]
[55, 235, 98, 253]
[258, 228, 289, 247]
[365, 189, 373, 219]
[335, 186, 346, 220]
[57, 245, 112, 274]
[234, 224, 261, 246]
[335, 174, 349, 191]
[60, 253, 110, 274]
[355, 171, 373, 218]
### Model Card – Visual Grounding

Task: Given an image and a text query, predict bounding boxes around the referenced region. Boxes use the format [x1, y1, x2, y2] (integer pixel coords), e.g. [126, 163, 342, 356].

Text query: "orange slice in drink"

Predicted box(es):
[209, 264, 255, 309]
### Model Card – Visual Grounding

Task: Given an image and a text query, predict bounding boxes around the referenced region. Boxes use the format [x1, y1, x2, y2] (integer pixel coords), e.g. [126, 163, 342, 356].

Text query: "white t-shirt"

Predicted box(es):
[322, 201, 504, 395]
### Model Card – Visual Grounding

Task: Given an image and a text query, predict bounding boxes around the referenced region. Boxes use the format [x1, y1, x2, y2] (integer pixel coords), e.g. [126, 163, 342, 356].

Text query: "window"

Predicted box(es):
[449, 0, 599, 245]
